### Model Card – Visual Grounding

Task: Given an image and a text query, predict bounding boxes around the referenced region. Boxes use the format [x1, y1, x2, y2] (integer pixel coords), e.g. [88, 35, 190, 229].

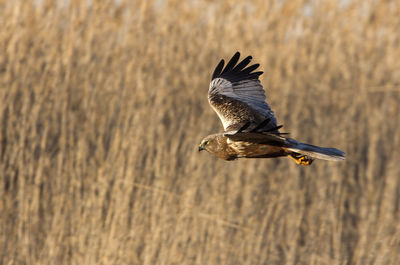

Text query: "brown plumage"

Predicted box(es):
[199, 52, 345, 165]
[198, 134, 287, 161]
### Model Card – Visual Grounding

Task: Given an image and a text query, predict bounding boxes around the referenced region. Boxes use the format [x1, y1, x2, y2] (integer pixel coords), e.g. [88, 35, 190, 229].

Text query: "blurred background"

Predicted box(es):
[1, 0, 400, 264]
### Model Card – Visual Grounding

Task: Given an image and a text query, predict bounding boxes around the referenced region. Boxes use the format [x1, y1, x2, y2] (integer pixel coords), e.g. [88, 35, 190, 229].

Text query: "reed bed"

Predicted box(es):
[1, 1, 400, 264]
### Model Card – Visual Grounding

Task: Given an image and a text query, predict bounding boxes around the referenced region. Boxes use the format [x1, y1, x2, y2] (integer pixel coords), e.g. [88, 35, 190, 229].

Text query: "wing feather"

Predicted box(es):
[234, 56, 253, 71]
[221, 52, 240, 75]
[208, 52, 278, 133]
[225, 132, 287, 146]
[211, 59, 225, 80]
[241, 64, 260, 74]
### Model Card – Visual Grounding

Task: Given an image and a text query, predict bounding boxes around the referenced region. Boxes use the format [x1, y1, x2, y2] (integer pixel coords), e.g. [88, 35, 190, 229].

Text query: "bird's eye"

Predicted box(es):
[205, 141, 210, 145]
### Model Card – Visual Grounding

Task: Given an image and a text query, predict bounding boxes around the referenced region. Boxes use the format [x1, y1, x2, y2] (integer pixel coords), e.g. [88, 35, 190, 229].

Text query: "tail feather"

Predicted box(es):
[287, 140, 345, 162]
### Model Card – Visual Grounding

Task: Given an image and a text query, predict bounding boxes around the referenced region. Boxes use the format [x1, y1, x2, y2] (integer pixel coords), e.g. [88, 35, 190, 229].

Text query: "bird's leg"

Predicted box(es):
[288, 154, 314, 166]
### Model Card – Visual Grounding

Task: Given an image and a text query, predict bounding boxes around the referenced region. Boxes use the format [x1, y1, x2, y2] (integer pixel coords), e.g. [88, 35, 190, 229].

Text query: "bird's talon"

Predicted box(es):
[289, 154, 313, 166]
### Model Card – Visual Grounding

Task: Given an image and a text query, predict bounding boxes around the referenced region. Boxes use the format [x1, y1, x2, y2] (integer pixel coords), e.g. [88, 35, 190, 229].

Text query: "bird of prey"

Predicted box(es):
[198, 52, 345, 165]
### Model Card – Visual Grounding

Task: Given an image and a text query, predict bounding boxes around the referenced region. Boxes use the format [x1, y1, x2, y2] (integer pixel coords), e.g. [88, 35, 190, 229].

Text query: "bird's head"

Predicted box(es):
[198, 134, 224, 154]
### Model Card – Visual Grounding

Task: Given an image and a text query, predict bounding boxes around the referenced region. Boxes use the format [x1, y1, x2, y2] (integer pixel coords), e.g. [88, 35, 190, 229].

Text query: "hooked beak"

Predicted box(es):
[198, 144, 205, 152]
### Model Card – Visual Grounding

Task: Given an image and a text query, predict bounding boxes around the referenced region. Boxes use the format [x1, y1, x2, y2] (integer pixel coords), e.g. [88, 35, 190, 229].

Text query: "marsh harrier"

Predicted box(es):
[198, 52, 345, 165]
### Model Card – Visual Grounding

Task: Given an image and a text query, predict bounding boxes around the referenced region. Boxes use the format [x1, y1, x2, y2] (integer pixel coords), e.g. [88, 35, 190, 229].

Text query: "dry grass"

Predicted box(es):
[1, 0, 400, 264]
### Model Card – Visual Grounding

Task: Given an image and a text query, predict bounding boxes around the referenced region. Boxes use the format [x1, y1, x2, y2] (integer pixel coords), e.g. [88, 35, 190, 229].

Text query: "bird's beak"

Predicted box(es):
[198, 144, 205, 152]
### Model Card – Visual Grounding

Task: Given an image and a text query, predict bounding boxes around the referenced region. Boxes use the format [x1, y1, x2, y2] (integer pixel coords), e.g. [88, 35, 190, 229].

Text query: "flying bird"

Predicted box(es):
[198, 52, 345, 165]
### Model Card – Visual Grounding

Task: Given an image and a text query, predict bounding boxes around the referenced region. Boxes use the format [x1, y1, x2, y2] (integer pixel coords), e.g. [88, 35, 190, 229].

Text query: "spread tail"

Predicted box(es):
[287, 140, 345, 162]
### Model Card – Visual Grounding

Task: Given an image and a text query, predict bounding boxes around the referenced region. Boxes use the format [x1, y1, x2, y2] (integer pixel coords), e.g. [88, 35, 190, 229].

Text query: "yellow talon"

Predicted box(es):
[289, 154, 314, 166]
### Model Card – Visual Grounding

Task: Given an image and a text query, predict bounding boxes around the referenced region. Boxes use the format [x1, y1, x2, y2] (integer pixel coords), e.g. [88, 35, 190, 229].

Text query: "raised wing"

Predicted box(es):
[208, 52, 279, 134]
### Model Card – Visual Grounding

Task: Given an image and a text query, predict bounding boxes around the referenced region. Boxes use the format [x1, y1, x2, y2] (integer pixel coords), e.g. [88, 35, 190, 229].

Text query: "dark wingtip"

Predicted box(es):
[237, 121, 251, 133]
[234, 55, 252, 72]
[266, 125, 283, 132]
[253, 71, 263, 77]
[211, 59, 225, 80]
[242, 63, 260, 74]
[211, 52, 262, 82]
[251, 118, 272, 132]
[221, 52, 241, 75]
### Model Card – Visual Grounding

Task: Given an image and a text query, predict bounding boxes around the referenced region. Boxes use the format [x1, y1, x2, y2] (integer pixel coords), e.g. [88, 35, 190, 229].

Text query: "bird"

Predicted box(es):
[198, 52, 345, 165]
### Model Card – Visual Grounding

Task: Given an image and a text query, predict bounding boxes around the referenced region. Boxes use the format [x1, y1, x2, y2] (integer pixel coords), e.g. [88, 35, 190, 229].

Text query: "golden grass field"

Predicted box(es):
[1, 0, 400, 264]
